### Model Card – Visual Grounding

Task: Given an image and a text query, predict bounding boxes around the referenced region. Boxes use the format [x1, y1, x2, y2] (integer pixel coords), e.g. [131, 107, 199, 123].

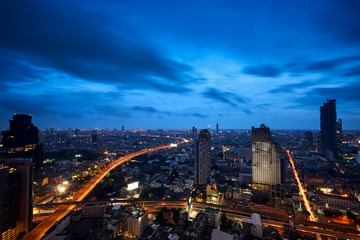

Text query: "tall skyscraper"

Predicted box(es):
[195, 129, 211, 185]
[304, 131, 313, 150]
[252, 124, 284, 199]
[0, 158, 33, 239]
[320, 100, 338, 159]
[216, 123, 219, 133]
[1, 114, 43, 182]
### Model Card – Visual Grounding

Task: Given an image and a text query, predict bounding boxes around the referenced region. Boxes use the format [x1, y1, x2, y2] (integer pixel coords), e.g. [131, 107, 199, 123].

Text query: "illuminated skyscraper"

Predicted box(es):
[320, 100, 338, 159]
[252, 124, 284, 199]
[195, 129, 211, 185]
[1, 114, 43, 182]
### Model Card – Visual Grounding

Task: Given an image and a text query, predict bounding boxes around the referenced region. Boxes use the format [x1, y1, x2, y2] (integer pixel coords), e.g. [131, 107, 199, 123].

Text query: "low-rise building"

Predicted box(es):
[242, 213, 262, 239]
[204, 208, 220, 229]
[128, 209, 148, 238]
[82, 202, 108, 217]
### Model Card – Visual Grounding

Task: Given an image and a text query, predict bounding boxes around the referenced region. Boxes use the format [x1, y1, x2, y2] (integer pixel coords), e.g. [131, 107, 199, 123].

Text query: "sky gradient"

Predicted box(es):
[1, 0, 360, 130]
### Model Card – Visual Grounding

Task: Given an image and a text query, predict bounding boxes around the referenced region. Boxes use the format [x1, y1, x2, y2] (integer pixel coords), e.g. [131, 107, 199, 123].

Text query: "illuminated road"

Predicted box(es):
[287, 150, 317, 222]
[24, 144, 178, 240]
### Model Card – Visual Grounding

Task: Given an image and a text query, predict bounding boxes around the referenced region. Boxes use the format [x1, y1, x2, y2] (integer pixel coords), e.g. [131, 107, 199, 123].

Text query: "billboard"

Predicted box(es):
[127, 181, 139, 191]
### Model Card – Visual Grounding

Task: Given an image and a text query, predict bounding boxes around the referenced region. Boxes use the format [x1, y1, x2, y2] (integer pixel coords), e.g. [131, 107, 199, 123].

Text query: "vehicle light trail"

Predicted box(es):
[24, 142, 184, 240]
[287, 150, 317, 222]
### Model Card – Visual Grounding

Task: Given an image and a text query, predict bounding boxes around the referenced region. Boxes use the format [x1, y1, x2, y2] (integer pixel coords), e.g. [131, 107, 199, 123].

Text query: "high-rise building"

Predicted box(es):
[0, 164, 18, 240]
[122, 125, 125, 131]
[320, 100, 338, 159]
[1, 114, 43, 182]
[304, 131, 313, 151]
[0, 158, 33, 239]
[216, 123, 219, 133]
[252, 124, 284, 199]
[195, 129, 211, 185]
[336, 119, 342, 154]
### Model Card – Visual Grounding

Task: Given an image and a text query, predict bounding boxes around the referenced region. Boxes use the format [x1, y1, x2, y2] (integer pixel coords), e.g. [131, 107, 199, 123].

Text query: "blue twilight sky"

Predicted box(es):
[1, 0, 360, 130]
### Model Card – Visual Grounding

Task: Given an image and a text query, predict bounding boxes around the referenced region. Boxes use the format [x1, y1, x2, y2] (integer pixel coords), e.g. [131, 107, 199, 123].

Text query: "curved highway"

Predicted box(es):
[24, 144, 175, 240]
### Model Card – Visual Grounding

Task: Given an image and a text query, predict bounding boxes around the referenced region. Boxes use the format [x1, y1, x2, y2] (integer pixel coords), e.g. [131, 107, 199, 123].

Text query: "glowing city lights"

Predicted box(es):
[287, 150, 317, 222]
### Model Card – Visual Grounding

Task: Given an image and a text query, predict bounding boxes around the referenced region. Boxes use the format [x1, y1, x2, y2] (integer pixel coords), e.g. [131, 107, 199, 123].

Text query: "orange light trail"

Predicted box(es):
[287, 150, 317, 222]
[24, 141, 186, 240]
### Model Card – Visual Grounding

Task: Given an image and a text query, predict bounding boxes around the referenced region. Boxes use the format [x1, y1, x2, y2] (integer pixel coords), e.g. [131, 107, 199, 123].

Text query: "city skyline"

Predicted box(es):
[1, 1, 360, 130]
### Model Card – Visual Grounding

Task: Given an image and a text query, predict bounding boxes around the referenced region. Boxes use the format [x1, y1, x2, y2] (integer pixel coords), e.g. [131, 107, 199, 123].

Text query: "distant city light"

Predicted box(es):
[58, 186, 65, 192]
[75, 154, 82, 158]
[127, 181, 139, 191]
[170, 143, 177, 147]
[63, 181, 69, 185]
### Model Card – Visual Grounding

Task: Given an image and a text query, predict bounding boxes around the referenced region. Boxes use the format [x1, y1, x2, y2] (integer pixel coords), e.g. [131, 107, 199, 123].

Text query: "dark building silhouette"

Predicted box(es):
[91, 130, 98, 144]
[336, 119, 342, 154]
[192, 126, 197, 135]
[122, 125, 125, 131]
[195, 129, 211, 185]
[216, 123, 219, 133]
[320, 100, 338, 159]
[252, 124, 285, 200]
[75, 129, 80, 136]
[1, 114, 43, 182]
[0, 158, 33, 239]
[304, 131, 313, 150]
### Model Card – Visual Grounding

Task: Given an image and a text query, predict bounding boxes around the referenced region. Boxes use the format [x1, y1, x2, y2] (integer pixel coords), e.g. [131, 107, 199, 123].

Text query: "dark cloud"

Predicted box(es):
[0, 1, 197, 93]
[0, 57, 49, 83]
[190, 113, 208, 118]
[286, 56, 360, 73]
[130, 106, 171, 116]
[313, 82, 360, 103]
[341, 65, 360, 77]
[316, 0, 360, 44]
[203, 88, 247, 107]
[288, 80, 360, 110]
[269, 80, 319, 93]
[243, 65, 282, 78]
[244, 55, 360, 79]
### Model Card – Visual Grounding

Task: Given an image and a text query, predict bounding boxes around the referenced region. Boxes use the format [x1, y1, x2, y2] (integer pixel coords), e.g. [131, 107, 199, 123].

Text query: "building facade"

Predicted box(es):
[320, 99, 338, 159]
[195, 129, 211, 185]
[0, 158, 33, 239]
[252, 124, 284, 199]
[0, 164, 18, 240]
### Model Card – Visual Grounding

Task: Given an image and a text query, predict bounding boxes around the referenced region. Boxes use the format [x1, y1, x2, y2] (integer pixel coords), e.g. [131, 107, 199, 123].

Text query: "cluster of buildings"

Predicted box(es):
[42, 203, 149, 240]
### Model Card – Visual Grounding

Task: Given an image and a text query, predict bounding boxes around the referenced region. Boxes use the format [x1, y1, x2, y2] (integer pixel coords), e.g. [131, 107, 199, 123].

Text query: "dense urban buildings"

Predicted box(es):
[251, 124, 284, 199]
[320, 99, 338, 160]
[194, 129, 211, 185]
[0, 105, 359, 240]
